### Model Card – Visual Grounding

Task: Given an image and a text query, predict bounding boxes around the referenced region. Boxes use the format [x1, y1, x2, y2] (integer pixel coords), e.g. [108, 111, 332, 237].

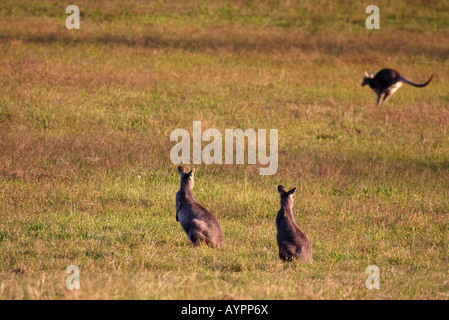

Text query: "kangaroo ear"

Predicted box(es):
[287, 187, 296, 196]
[364, 70, 369, 77]
[278, 185, 286, 195]
[187, 168, 195, 179]
[178, 166, 186, 175]
[370, 71, 375, 77]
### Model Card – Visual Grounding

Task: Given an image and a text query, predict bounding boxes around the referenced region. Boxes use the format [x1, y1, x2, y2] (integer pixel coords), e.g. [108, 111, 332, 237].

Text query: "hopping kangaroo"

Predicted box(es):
[362, 68, 433, 106]
[176, 166, 224, 247]
[276, 186, 312, 263]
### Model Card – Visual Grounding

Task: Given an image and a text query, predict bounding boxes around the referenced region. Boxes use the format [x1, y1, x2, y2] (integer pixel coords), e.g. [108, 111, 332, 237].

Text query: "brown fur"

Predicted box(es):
[275, 185, 312, 263]
[362, 68, 433, 106]
[176, 166, 224, 247]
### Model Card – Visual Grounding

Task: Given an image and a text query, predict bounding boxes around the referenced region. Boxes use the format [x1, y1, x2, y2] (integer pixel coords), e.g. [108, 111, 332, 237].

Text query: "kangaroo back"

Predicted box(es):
[276, 185, 312, 263]
[176, 166, 224, 247]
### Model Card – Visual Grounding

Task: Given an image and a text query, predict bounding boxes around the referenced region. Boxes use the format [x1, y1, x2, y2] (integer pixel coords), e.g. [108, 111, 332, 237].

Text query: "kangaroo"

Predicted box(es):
[175, 166, 224, 247]
[362, 68, 433, 106]
[275, 185, 312, 263]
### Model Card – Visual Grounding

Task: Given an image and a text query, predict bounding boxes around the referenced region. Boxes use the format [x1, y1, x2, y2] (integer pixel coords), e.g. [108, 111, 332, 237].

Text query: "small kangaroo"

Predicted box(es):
[175, 166, 224, 247]
[362, 68, 433, 106]
[276, 185, 312, 263]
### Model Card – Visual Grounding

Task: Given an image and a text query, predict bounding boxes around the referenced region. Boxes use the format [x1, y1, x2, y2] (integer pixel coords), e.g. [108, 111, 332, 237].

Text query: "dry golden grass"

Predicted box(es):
[1, 0, 449, 299]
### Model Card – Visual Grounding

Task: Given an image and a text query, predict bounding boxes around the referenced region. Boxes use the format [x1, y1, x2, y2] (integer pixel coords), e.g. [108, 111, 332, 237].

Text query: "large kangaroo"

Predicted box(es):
[175, 166, 224, 247]
[276, 185, 312, 263]
[362, 68, 433, 106]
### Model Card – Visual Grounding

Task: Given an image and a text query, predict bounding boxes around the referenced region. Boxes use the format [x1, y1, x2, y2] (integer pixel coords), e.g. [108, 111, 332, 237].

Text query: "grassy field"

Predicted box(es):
[1, 0, 449, 299]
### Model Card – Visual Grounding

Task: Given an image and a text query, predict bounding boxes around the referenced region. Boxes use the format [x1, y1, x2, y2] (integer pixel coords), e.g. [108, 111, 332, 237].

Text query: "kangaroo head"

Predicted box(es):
[178, 166, 195, 191]
[278, 185, 296, 208]
[362, 70, 375, 86]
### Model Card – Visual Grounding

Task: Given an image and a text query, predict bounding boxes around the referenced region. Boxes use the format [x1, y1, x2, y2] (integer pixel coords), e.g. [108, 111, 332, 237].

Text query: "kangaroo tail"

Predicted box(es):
[400, 74, 434, 88]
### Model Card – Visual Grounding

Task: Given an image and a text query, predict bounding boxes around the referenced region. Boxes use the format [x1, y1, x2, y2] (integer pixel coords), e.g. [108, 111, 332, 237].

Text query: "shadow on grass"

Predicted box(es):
[1, 31, 448, 59]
